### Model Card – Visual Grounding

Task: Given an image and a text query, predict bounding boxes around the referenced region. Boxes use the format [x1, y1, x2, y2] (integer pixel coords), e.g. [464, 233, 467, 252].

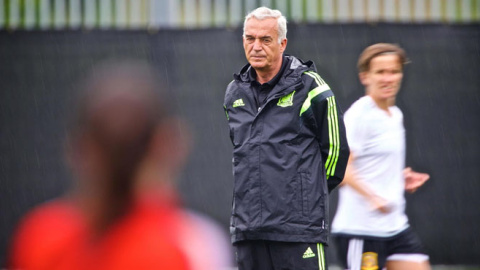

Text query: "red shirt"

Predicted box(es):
[9, 195, 191, 270]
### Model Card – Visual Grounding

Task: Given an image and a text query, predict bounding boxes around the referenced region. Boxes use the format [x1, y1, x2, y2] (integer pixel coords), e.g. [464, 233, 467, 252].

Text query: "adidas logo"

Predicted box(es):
[302, 247, 315, 259]
[233, 98, 245, 107]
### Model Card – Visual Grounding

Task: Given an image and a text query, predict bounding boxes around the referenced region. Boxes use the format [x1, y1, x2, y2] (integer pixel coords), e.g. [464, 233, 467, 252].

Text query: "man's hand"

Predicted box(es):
[404, 167, 430, 193]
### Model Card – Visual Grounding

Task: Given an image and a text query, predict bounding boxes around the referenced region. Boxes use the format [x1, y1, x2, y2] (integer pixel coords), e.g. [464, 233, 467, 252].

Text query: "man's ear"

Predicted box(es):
[280, 38, 287, 53]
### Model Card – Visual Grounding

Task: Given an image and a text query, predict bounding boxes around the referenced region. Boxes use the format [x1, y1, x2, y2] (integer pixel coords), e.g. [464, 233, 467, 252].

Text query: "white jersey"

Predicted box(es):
[331, 95, 409, 237]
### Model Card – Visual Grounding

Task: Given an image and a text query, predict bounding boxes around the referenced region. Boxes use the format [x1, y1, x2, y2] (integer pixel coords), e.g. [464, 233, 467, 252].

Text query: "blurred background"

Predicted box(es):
[1, 0, 479, 269]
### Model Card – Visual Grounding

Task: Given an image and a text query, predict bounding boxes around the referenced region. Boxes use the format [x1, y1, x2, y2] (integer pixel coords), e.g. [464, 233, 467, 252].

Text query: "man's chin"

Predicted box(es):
[250, 62, 266, 70]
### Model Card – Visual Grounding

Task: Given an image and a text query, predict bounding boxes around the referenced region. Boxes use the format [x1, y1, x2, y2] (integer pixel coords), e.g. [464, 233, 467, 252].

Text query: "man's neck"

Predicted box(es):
[256, 71, 276, 84]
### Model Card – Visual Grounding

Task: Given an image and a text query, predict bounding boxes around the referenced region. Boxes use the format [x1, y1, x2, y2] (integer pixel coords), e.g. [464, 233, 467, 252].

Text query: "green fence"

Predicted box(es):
[1, 0, 480, 30]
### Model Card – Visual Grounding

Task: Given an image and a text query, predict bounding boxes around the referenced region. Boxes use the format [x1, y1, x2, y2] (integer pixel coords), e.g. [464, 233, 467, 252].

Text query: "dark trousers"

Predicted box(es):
[235, 240, 328, 270]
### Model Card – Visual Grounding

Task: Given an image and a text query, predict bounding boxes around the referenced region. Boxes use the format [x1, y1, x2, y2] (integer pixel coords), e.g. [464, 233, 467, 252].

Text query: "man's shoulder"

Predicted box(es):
[226, 79, 236, 89]
[284, 56, 330, 89]
[224, 77, 247, 105]
[225, 78, 242, 94]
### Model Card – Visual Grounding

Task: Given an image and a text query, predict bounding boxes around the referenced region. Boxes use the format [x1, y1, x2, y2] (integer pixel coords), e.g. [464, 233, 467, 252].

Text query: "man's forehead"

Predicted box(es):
[245, 18, 277, 31]
[245, 18, 277, 36]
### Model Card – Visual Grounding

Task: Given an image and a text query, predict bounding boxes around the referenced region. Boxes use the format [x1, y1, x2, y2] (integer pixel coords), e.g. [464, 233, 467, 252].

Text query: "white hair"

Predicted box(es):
[243, 6, 287, 44]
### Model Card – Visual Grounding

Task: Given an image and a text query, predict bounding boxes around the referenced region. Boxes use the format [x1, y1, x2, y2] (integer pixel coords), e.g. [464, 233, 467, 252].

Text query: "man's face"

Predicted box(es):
[360, 54, 403, 101]
[243, 17, 286, 73]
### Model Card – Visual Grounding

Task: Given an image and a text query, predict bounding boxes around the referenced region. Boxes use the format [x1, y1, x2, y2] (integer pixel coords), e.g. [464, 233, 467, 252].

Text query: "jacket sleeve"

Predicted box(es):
[224, 81, 235, 146]
[302, 71, 350, 192]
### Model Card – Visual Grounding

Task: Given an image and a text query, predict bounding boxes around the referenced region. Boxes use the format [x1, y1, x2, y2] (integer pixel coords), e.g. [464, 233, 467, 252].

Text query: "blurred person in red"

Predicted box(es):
[8, 61, 231, 270]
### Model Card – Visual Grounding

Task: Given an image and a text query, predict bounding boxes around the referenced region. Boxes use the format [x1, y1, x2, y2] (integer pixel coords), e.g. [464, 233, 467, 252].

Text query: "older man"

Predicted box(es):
[223, 7, 349, 270]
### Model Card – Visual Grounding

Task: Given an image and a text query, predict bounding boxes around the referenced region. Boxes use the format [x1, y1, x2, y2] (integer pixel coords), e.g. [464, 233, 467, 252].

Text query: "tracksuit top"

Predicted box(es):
[223, 55, 349, 244]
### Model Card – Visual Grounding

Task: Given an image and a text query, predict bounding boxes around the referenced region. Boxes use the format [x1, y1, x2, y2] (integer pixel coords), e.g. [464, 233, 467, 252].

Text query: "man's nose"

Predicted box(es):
[253, 39, 263, 50]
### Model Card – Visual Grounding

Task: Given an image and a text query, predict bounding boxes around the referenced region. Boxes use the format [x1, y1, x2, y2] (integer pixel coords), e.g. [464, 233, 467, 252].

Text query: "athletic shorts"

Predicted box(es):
[334, 227, 429, 270]
[234, 240, 328, 270]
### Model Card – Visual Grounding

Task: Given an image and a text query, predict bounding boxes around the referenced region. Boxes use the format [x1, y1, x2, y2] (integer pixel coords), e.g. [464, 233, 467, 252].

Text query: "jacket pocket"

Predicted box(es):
[230, 127, 239, 147]
[299, 172, 310, 217]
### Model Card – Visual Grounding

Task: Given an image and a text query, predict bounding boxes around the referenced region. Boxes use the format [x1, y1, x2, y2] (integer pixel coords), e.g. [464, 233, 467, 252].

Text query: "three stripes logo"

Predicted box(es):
[233, 98, 245, 107]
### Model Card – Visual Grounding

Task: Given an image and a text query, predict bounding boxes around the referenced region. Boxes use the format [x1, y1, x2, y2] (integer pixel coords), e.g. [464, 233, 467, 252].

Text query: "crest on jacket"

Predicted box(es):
[277, 91, 295, 107]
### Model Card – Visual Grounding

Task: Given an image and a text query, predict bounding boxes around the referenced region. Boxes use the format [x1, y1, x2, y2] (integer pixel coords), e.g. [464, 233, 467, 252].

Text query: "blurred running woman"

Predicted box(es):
[331, 43, 431, 270]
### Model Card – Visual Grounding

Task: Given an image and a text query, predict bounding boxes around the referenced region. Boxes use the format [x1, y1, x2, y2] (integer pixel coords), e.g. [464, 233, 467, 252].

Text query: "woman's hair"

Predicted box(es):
[69, 60, 171, 230]
[243, 6, 287, 44]
[357, 43, 409, 73]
